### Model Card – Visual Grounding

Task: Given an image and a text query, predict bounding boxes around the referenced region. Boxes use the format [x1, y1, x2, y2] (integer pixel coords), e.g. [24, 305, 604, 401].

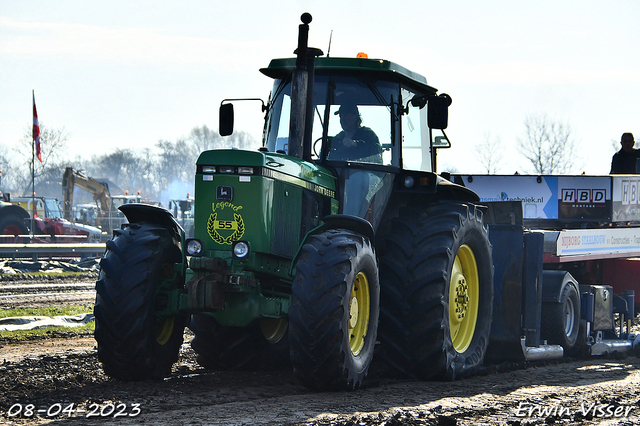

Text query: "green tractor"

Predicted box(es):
[94, 13, 493, 390]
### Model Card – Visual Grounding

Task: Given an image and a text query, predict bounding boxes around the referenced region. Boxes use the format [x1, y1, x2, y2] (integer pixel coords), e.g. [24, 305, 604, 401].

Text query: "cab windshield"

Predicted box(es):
[44, 198, 63, 219]
[264, 73, 435, 225]
[265, 74, 434, 173]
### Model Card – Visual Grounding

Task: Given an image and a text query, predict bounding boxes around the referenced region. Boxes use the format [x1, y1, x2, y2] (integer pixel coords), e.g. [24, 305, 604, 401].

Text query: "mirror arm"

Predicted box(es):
[220, 98, 267, 112]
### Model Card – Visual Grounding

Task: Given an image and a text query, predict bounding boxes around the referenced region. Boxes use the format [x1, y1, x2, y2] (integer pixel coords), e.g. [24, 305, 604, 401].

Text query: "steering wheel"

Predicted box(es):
[313, 136, 323, 158]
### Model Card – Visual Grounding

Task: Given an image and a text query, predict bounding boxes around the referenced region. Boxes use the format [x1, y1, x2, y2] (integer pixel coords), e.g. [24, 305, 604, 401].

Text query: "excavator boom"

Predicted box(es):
[62, 167, 113, 221]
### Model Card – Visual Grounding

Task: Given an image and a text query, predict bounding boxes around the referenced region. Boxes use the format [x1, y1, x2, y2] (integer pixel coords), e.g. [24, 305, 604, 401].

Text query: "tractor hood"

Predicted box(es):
[194, 149, 337, 258]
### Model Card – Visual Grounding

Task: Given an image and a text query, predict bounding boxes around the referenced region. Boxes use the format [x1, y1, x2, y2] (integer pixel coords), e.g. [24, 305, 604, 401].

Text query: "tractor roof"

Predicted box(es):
[260, 57, 438, 94]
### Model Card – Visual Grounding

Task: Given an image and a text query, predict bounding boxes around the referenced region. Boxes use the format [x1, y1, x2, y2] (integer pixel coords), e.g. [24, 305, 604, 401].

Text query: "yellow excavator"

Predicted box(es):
[62, 167, 113, 221]
[62, 167, 150, 233]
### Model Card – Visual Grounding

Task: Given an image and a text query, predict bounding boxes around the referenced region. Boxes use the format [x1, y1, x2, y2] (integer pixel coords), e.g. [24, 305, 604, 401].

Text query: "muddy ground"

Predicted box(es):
[2, 333, 640, 425]
[1, 273, 640, 425]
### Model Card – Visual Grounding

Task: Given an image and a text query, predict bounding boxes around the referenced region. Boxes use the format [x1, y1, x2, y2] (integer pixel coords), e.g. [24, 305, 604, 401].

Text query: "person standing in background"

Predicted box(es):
[610, 132, 639, 174]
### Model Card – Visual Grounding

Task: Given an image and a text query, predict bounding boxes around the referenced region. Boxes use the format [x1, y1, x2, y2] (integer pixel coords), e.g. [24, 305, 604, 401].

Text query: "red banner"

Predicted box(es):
[32, 91, 42, 163]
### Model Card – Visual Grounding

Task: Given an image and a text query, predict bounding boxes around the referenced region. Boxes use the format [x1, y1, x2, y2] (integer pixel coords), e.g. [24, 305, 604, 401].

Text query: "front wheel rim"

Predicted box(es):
[155, 317, 175, 345]
[449, 244, 480, 353]
[1, 224, 23, 236]
[155, 262, 177, 345]
[349, 271, 370, 356]
[260, 318, 288, 343]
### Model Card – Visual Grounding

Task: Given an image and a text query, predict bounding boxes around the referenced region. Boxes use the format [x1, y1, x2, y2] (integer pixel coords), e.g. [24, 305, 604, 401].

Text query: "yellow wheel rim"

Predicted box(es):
[260, 318, 288, 343]
[155, 263, 177, 345]
[155, 317, 175, 345]
[349, 271, 371, 356]
[448, 244, 479, 353]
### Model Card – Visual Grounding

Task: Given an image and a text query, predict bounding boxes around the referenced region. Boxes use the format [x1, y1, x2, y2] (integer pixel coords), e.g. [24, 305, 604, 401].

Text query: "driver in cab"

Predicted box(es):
[329, 103, 383, 164]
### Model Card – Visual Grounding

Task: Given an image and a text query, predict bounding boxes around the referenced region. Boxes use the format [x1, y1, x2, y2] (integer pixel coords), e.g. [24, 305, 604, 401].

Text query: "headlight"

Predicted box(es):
[186, 239, 203, 256]
[232, 241, 250, 259]
[403, 175, 415, 188]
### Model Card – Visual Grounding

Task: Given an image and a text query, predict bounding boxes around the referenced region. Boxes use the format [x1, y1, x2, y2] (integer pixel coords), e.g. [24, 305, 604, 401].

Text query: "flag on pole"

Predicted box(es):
[32, 91, 42, 163]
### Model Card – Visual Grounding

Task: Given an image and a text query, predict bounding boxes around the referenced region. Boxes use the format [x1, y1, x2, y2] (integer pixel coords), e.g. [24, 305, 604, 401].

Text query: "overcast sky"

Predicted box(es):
[2, 0, 639, 175]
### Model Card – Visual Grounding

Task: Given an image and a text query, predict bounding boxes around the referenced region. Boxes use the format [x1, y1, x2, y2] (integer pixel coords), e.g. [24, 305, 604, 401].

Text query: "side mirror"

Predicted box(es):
[427, 94, 452, 130]
[219, 103, 235, 136]
[433, 135, 451, 148]
[410, 95, 427, 109]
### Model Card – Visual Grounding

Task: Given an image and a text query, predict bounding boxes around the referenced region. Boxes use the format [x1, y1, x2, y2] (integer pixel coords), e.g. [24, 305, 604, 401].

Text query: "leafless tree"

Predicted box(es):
[223, 130, 259, 150]
[134, 147, 160, 197]
[611, 138, 624, 155]
[518, 114, 580, 174]
[5, 122, 261, 205]
[14, 124, 70, 195]
[189, 125, 259, 154]
[189, 125, 222, 153]
[155, 138, 195, 188]
[475, 132, 505, 174]
[0, 144, 17, 194]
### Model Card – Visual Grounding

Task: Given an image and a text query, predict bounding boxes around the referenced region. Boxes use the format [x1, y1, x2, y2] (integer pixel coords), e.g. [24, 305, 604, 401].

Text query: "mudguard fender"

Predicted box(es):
[119, 204, 187, 273]
[542, 270, 579, 303]
[119, 204, 184, 235]
[290, 214, 374, 276]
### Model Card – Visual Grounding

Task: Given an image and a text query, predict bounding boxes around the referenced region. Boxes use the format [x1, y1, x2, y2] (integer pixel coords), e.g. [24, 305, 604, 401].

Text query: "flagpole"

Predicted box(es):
[31, 90, 35, 238]
[31, 90, 43, 239]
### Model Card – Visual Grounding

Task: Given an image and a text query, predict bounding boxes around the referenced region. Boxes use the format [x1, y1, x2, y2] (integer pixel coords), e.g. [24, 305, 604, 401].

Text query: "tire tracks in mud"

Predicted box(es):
[1, 332, 640, 426]
[2, 274, 640, 425]
[0, 276, 96, 308]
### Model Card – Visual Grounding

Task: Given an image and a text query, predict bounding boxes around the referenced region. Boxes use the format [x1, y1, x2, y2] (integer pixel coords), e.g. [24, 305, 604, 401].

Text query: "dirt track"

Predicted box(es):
[1, 273, 640, 425]
[1, 329, 640, 426]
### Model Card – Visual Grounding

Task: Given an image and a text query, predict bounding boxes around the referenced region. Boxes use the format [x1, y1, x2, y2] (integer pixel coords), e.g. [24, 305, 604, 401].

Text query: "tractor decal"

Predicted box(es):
[207, 201, 245, 245]
[262, 167, 336, 199]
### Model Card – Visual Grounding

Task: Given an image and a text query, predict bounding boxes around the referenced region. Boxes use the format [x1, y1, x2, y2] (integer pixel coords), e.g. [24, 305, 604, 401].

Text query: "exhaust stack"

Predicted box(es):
[287, 13, 312, 160]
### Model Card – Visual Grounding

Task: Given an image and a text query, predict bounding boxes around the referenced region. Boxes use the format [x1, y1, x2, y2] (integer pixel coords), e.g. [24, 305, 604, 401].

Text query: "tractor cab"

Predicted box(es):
[259, 56, 452, 222]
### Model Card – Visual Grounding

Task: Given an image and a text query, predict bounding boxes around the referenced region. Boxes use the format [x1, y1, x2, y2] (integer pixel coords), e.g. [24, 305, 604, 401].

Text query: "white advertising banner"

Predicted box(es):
[612, 176, 640, 221]
[554, 227, 640, 257]
[457, 175, 613, 222]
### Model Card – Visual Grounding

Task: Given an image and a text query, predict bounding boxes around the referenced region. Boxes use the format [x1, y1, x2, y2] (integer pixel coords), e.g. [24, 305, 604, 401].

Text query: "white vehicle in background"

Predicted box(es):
[168, 196, 194, 238]
[73, 203, 100, 228]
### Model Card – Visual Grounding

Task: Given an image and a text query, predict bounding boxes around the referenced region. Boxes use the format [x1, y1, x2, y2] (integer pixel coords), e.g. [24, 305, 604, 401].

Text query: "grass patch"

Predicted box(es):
[0, 305, 93, 319]
[0, 304, 94, 340]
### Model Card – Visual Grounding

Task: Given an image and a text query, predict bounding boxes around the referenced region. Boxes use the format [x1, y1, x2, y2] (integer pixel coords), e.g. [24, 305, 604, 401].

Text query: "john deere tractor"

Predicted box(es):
[94, 13, 493, 390]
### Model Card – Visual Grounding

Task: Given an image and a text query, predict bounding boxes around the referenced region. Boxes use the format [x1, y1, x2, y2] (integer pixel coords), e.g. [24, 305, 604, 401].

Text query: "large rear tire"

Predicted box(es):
[94, 222, 186, 381]
[289, 229, 379, 390]
[379, 203, 493, 380]
[0, 214, 28, 241]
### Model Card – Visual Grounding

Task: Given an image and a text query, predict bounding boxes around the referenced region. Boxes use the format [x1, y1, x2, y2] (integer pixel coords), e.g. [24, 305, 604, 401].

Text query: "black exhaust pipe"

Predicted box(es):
[287, 13, 312, 160]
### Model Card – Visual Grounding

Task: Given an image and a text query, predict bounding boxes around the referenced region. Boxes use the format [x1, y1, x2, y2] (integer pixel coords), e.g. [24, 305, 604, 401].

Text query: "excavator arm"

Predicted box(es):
[62, 167, 113, 220]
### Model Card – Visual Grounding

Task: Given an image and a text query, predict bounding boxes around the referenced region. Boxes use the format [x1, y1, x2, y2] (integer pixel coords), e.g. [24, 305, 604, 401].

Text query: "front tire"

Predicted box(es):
[289, 229, 379, 390]
[379, 203, 493, 380]
[94, 222, 186, 381]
